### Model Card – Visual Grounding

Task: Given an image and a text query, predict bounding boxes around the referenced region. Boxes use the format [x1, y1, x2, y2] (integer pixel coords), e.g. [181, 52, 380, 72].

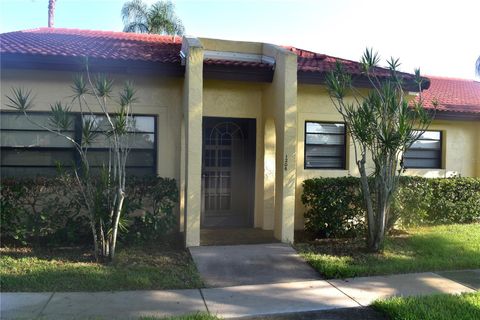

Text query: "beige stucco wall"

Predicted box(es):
[0, 69, 184, 180]
[200, 38, 264, 55]
[294, 83, 480, 229]
[261, 44, 298, 242]
[404, 120, 479, 178]
[296, 84, 355, 229]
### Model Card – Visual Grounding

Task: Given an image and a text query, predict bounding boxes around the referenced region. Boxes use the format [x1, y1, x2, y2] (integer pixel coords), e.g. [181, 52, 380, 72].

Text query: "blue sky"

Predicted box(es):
[1, 0, 479, 79]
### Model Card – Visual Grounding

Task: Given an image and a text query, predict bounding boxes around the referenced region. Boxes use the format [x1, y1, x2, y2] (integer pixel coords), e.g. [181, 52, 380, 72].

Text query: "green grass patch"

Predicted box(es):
[1, 239, 203, 292]
[296, 224, 480, 278]
[373, 292, 480, 320]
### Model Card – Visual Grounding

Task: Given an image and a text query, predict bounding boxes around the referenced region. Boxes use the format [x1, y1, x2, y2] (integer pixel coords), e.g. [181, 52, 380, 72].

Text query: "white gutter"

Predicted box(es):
[203, 50, 275, 66]
[179, 49, 275, 68]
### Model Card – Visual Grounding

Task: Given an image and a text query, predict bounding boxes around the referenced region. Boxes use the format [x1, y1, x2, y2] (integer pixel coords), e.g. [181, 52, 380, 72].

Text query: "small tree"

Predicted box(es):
[326, 49, 435, 252]
[5, 69, 137, 262]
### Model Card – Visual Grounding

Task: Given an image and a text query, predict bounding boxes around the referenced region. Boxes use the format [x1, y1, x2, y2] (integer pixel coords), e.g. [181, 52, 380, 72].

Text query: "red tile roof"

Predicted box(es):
[0, 27, 182, 64]
[289, 46, 416, 80]
[0, 28, 275, 70]
[417, 76, 480, 114]
[0, 28, 425, 88]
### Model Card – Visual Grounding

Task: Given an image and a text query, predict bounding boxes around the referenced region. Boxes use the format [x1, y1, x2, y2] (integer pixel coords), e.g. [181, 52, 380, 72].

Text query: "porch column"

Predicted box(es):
[263, 118, 276, 230]
[263, 45, 298, 243]
[181, 37, 204, 247]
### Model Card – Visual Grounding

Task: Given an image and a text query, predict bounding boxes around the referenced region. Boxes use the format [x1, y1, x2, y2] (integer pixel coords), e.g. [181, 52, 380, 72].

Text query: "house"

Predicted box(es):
[1, 28, 479, 246]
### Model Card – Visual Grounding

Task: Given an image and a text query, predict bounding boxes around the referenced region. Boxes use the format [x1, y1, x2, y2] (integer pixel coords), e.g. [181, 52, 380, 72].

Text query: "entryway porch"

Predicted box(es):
[200, 228, 278, 246]
[180, 37, 298, 247]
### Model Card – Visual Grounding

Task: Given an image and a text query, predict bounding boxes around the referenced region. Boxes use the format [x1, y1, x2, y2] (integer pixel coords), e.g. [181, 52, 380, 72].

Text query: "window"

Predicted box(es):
[304, 121, 346, 169]
[404, 130, 442, 169]
[1, 112, 156, 177]
[83, 115, 156, 177]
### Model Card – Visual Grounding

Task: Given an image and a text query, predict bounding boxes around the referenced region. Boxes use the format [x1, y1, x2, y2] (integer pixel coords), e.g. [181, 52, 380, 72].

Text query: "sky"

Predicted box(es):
[1, 0, 479, 80]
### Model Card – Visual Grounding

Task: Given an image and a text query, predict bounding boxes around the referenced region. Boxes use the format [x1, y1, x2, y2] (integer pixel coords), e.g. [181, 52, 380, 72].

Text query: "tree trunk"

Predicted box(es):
[109, 189, 125, 261]
[90, 220, 99, 261]
[48, 0, 56, 28]
[99, 222, 109, 260]
[368, 178, 389, 253]
[357, 154, 375, 249]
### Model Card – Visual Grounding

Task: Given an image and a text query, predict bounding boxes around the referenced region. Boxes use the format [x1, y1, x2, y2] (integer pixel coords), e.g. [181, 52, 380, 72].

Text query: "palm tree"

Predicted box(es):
[121, 0, 185, 36]
[476, 56, 480, 77]
[48, 0, 56, 28]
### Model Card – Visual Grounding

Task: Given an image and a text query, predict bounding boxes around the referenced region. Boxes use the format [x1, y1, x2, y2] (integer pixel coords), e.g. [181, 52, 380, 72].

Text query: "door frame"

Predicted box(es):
[201, 116, 256, 228]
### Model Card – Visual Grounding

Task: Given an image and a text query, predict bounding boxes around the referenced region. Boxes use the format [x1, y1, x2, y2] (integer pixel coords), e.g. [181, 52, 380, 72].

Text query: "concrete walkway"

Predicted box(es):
[190, 243, 321, 287]
[1, 270, 477, 320]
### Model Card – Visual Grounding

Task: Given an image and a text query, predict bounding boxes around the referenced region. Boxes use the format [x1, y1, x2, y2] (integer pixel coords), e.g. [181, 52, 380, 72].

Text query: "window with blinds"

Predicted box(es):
[404, 130, 442, 169]
[1, 112, 156, 177]
[304, 121, 346, 169]
[82, 115, 156, 177]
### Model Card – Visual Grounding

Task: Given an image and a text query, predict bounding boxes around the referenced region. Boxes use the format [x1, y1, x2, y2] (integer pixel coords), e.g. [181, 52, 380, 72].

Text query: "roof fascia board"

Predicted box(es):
[0, 53, 184, 77]
[433, 111, 480, 121]
[203, 64, 273, 82]
[298, 71, 424, 92]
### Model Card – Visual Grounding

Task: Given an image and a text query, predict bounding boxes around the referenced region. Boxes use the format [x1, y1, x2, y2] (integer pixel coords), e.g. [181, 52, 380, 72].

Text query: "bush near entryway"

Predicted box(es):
[0, 176, 178, 246]
[302, 177, 365, 238]
[302, 177, 480, 238]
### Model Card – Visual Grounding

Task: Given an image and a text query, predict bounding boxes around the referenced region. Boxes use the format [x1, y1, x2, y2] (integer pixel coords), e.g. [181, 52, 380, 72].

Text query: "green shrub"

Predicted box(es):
[428, 178, 480, 224]
[0, 177, 89, 245]
[393, 177, 480, 227]
[302, 176, 480, 238]
[0, 177, 87, 246]
[391, 176, 432, 227]
[121, 176, 179, 243]
[302, 177, 366, 238]
[0, 176, 179, 247]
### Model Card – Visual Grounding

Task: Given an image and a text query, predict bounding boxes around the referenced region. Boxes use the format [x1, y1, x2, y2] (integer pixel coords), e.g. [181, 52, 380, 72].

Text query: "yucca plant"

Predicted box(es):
[6, 68, 137, 262]
[326, 48, 436, 252]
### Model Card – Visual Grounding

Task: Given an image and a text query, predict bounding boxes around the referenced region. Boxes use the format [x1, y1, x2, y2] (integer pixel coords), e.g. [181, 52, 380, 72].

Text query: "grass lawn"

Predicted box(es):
[0, 236, 203, 292]
[296, 223, 480, 278]
[373, 292, 480, 320]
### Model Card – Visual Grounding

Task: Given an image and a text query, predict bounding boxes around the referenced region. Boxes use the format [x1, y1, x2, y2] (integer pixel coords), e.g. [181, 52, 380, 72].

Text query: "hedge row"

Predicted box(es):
[302, 176, 480, 238]
[0, 176, 178, 246]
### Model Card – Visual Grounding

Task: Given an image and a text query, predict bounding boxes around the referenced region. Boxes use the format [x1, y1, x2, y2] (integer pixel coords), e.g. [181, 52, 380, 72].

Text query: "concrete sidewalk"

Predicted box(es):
[1, 270, 477, 320]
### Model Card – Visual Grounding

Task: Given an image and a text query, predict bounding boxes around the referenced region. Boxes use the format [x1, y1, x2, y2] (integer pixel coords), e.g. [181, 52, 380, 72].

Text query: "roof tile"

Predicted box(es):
[416, 76, 480, 114]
